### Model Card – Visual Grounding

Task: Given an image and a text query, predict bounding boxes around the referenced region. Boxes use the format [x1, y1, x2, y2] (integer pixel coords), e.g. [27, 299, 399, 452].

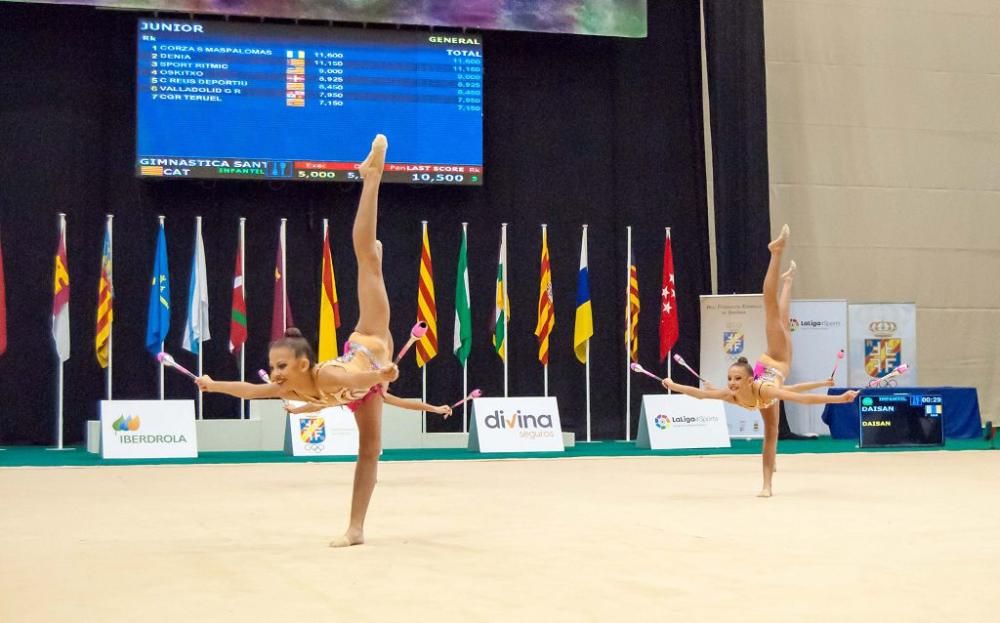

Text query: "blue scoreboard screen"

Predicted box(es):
[136, 19, 483, 185]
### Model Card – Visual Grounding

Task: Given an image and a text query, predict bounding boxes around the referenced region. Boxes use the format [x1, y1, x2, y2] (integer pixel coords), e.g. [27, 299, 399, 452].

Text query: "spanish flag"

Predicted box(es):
[318, 220, 341, 361]
[573, 225, 593, 364]
[415, 221, 438, 367]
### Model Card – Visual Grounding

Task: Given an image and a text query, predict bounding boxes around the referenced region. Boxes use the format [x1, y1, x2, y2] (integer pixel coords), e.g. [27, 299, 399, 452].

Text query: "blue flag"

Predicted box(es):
[145, 223, 170, 354]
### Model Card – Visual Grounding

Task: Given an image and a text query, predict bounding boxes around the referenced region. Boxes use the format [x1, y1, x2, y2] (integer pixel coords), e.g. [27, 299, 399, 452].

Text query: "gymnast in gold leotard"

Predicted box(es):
[662, 225, 859, 497]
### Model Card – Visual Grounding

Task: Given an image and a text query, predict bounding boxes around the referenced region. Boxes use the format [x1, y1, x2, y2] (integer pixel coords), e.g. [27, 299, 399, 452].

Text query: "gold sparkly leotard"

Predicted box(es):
[292, 332, 389, 410]
[737, 353, 788, 410]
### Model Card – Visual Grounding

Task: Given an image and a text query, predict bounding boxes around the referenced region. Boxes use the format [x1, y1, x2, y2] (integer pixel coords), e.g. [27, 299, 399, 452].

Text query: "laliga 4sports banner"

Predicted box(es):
[785, 300, 848, 435]
[848, 304, 918, 388]
[699, 295, 766, 438]
[468, 397, 564, 453]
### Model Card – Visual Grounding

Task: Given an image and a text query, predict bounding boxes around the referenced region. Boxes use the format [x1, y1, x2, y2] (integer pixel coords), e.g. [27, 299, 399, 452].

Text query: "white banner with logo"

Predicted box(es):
[699, 295, 766, 438]
[100, 400, 198, 459]
[785, 300, 848, 435]
[636, 394, 730, 450]
[848, 303, 918, 387]
[468, 397, 564, 452]
[286, 404, 360, 456]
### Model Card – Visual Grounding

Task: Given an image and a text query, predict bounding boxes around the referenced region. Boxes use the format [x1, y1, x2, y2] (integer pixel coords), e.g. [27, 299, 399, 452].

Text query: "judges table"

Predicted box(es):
[822, 387, 982, 440]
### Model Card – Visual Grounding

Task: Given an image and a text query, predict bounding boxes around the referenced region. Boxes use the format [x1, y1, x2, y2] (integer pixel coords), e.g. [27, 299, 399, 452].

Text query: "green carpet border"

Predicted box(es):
[0, 438, 994, 468]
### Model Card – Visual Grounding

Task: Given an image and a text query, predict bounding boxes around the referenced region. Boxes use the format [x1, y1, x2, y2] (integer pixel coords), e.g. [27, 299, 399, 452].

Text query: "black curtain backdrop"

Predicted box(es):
[0, 1, 715, 445]
[703, 0, 771, 294]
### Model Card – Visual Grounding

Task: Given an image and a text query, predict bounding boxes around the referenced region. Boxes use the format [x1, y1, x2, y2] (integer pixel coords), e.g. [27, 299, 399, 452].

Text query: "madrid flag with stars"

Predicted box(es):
[659, 229, 679, 362]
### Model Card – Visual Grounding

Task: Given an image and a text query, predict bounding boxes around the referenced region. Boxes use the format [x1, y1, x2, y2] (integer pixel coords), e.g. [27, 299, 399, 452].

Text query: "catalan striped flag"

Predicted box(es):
[318, 221, 341, 361]
[534, 225, 555, 365]
[96, 218, 113, 368]
[415, 222, 438, 367]
[626, 249, 639, 362]
[573, 226, 593, 364]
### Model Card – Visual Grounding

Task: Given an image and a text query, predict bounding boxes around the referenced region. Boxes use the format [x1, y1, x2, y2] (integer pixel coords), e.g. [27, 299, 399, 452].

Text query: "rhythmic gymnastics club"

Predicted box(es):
[830, 349, 845, 378]
[394, 321, 429, 364]
[868, 363, 909, 388]
[451, 388, 482, 409]
[672, 353, 709, 384]
[629, 362, 663, 382]
[156, 352, 197, 381]
[257, 369, 271, 383]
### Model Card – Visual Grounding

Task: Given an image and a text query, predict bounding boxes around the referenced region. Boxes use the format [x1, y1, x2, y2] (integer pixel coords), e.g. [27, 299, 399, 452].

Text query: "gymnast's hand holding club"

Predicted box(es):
[630, 356, 860, 405]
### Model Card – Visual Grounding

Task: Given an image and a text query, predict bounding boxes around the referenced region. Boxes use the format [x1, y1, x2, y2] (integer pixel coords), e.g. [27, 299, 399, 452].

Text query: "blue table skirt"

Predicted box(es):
[822, 387, 982, 440]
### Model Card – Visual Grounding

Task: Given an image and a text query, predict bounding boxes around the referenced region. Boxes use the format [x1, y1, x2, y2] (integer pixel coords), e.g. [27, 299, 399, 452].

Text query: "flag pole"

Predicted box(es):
[542, 224, 549, 398]
[625, 225, 632, 441]
[158, 215, 165, 401]
[239, 217, 246, 419]
[502, 223, 509, 397]
[56, 213, 66, 450]
[106, 214, 114, 401]
[280, 218, 288, 332]
[421, 220, 428, 435]
[461, 222, 469, 433]
[196, 216, 204, 420]
[666, 227, 672, 393]
[584, 224, 591, 443]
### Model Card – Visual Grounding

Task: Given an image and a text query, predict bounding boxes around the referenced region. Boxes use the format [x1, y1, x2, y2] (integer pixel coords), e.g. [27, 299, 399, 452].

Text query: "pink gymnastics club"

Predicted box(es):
[451, 388, 482, 408]
[672, 353, 708, 384]
[394, 321, 429, 364]
[868, 363, 909, 388]
[830, 349, 845, 378]
[257, 369, 271, 383]
[630, 362, 663, 382]
[156, 352, 197, 381]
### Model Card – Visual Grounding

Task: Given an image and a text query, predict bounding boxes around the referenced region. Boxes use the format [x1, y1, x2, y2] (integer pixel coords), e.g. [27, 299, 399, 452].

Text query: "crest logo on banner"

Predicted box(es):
[723, 330, 744, 356]
[864, 319, 903, 379]
[299, 416, 326, 445]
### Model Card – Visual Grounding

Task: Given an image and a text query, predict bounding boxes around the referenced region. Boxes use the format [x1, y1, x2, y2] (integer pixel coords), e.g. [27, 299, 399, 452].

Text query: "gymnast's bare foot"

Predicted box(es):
[358, 134, 388, 179]
[781, 260, 797, 281]
[757, 487, 773, 498]
[768, 224, 790, 253]
[329, 529, 365, 548]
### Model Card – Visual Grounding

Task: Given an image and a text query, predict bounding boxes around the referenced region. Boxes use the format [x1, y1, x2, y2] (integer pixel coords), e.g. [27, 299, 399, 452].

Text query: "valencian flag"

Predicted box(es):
[145, 220, 170, 354]
[52, 216, 71, 362]
[96, 219, 113, 367]
[491, 229, 509, 360]
[229, 233, 247, 355]
[534, 226, 555, 365]
[626, 249, 639, 362]
[270, 221, 294, 340]
[415, 222, 438, 367]
[573, 226, 593, 364]
[318, 223, 341, 361]
[452, 225, 472, 365]
[0, 225, 7, 357]
[659, 228, 679, 362]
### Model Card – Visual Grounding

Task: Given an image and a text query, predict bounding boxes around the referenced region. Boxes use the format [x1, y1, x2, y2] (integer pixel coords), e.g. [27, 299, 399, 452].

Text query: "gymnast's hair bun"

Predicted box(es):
[736, 356, 749, 365]
[284, 327, 304, 339]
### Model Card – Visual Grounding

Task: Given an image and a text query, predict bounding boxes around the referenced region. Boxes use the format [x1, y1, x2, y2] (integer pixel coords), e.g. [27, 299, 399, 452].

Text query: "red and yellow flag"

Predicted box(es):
[318, 222, 341, 361]
[626, 249, 639, 362]
[96, 218, 113, 367]
[52, 215, 70, 362]
[415, 222, 438, 367]
[534, 226, 555, 365]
